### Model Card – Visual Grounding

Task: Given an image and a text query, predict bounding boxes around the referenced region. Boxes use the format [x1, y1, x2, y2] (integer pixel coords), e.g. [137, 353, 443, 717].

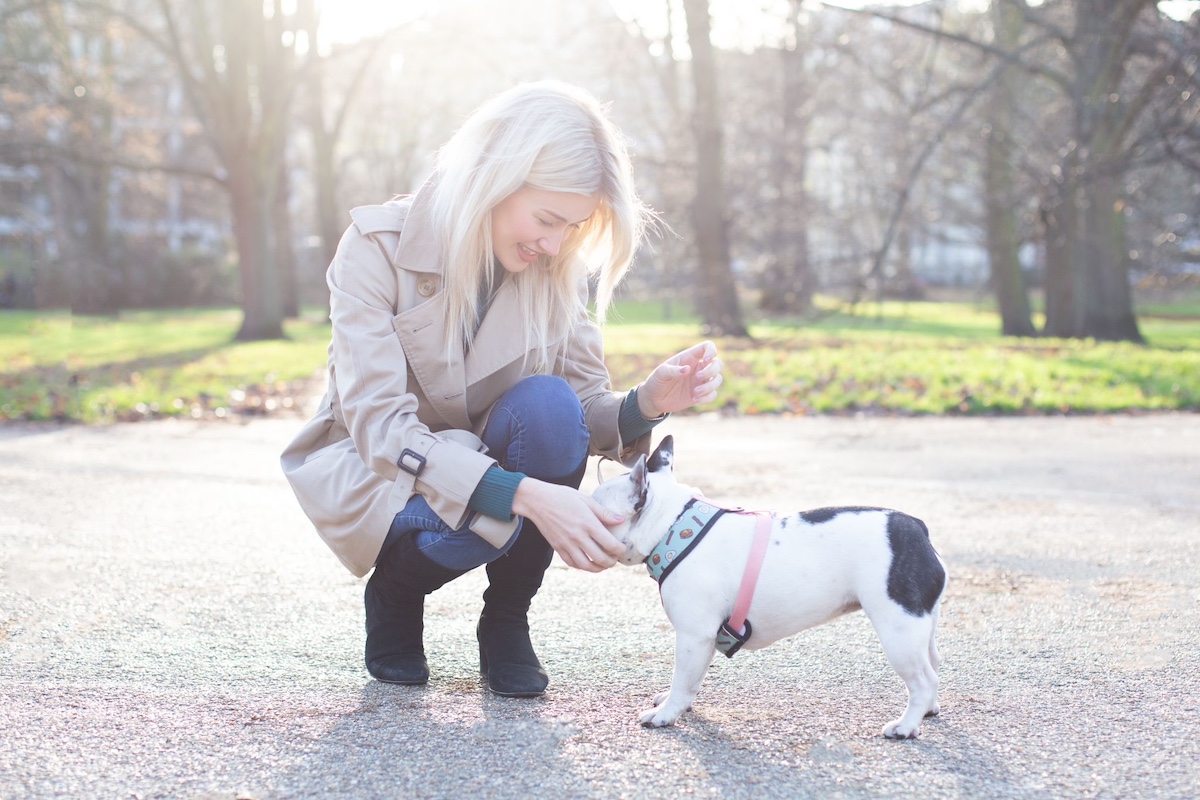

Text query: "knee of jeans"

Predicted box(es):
[529, 376, 588, 466]
[493, 375, 588, 473]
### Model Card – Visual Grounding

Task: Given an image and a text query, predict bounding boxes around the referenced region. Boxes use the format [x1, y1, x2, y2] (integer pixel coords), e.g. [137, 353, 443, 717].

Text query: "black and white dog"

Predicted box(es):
[592, 436, 947, 739]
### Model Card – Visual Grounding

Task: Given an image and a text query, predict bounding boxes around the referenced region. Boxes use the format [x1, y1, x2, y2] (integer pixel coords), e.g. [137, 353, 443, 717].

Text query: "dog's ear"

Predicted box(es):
[630, 454, 649, 513]
[646, 435, 674, 474]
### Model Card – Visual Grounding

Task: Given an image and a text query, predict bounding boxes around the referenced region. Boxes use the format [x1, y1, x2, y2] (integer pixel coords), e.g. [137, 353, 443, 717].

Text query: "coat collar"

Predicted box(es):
[391, 180, 441, 274]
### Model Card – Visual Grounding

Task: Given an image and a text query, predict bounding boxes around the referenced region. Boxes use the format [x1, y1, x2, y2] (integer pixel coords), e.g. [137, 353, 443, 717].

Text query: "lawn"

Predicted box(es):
[1, 309, 331, 422]
[2, 297, 1198, 423]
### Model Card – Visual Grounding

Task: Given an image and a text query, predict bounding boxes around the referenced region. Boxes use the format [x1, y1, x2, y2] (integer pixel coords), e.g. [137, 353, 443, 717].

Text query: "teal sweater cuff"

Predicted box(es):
[619, 387, 667, 443]
[468, 466, 527, 521]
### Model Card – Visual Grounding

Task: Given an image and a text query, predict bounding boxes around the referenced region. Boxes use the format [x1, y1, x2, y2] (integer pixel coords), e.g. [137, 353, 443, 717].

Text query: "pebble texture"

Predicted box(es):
[1, 413, 1198, 799]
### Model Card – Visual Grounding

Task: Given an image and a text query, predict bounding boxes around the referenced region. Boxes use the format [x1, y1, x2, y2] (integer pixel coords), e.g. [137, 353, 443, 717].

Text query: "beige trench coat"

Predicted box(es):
[280, 183, 650, 577]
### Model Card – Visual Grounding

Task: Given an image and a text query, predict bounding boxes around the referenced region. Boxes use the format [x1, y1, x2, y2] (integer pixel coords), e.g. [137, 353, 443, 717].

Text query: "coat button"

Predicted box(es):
[417, 278, 437, 297]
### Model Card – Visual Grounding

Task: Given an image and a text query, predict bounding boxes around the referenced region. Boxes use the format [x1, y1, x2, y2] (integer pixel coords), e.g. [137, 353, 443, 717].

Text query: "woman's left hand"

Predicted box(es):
[637, 340, 724, 418]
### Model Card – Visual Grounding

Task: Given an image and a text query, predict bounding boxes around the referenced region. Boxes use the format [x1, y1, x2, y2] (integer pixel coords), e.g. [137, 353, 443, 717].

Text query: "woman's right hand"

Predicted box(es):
[511, 478, 628, 572]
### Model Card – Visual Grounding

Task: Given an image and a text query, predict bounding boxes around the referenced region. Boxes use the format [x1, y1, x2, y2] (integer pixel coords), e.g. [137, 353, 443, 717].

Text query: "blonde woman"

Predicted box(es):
[281, 81, 723, 697]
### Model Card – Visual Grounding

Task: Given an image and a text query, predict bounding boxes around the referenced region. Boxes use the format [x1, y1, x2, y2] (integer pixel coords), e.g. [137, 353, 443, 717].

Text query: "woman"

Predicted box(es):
[281, 81, 723, 698]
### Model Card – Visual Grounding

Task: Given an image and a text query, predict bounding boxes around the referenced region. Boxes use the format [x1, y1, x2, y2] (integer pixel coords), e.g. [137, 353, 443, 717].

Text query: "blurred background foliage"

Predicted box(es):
[1, 0, 1198, 421]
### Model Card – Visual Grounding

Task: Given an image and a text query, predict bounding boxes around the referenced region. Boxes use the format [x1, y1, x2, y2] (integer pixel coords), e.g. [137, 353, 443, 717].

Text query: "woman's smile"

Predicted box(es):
[491, 185, 599, 274]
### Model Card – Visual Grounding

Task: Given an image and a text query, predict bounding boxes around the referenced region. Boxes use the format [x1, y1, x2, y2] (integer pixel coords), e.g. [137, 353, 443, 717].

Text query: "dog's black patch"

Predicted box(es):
[800, 506, 884, 525]
[885, 513, 945, 617]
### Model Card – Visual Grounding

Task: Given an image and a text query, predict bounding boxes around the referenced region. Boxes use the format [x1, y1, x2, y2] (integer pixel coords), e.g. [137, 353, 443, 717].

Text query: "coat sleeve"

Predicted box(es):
[327, 218, 497, 531]
[557, 289, 654, 466]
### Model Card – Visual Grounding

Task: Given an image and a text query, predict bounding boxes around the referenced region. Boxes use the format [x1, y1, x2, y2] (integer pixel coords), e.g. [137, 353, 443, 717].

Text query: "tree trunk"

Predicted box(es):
[1072, 1, 1143, 342]
[984, 0, 1035, 337]
[63, 7, 118, 315]
[681, 0, 748, 337]
[221, 0, 284, 341]
[1079, 171, 1142, 341]
[296, 0, 338, 320]
[760, 0, 814, 315]
[1041, 0, 1145, 342]
[229, 160, 282, 340]
[277, 164, 298, 319]
[1040, 187, 1078, 337]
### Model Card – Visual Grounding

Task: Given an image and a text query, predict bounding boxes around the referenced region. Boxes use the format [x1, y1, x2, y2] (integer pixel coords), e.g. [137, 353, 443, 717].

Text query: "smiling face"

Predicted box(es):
[490, 185, 600, 275]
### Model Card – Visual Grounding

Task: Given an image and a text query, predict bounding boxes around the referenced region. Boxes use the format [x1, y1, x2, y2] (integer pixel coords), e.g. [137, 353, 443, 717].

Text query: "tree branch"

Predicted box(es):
[820, 0, 1071, 89]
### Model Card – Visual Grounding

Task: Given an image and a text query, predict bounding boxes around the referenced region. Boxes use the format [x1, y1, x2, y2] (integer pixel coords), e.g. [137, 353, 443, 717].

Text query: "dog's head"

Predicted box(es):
[593, 435, 690, 565]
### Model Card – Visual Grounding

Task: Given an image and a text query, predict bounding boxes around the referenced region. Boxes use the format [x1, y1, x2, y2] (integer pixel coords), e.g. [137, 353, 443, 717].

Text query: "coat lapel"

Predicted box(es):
[466, 280, 531, 385]
[389, 182, 472, 430]
[392, 299, 472, 430]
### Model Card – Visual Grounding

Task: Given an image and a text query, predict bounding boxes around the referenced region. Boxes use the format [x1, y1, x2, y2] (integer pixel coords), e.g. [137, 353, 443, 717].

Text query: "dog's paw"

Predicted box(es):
[639, 706, 681, 728]
[651, 690, 692, 710]
[881, 719, 920, 739]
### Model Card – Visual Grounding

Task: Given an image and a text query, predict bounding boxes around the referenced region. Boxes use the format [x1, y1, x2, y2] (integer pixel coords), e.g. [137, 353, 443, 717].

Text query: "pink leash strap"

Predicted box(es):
[727, 513, 772, 635]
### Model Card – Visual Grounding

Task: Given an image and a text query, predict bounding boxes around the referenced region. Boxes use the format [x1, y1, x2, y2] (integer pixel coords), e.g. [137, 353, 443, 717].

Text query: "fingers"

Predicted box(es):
[592, 502, 627, 528]
[581, 501, 628, 562]
[531, 489, 626, 572]
[684, 339, 716, 361]
[690, 356, 723, 404]
[560, 534, 620, 572]
[561, 548, 608, 573]
[667, 340, 714, 367]
[693, 372, 723, 405]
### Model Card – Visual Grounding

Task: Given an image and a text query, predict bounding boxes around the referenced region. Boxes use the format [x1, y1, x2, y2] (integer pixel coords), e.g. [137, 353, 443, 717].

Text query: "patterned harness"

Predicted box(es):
[644, 498, 774, 658]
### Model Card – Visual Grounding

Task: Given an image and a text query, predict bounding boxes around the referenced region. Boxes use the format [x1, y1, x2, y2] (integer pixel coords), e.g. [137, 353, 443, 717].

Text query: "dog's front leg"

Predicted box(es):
[640, 630, 715, 727]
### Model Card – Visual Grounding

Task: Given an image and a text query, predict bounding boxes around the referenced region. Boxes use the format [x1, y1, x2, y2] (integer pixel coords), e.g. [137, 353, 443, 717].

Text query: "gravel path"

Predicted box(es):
[1, 413, 1198, 798]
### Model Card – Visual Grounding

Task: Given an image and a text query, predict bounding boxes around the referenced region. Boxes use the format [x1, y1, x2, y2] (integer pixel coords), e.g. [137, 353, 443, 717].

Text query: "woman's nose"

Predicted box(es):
[539, 231, 564, 256]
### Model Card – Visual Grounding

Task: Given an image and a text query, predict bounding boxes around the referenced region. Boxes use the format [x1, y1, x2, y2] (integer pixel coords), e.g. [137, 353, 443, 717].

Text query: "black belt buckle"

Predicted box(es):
[398, 448, 426, 477]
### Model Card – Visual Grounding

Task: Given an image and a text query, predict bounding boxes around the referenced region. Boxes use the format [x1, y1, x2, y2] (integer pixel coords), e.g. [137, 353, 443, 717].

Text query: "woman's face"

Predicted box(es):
[490, 185, 600, 275]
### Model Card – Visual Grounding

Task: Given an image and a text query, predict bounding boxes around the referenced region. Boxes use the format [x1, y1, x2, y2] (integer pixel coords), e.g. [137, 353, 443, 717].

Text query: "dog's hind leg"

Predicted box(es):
[928, 602, 943, 671]
[871, 607, 940, 739]
[640, 630, 716, 728]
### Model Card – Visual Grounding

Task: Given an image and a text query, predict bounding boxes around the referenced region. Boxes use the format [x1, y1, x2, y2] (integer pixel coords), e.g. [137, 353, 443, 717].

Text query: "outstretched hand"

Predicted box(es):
[637, 340, 724, 419]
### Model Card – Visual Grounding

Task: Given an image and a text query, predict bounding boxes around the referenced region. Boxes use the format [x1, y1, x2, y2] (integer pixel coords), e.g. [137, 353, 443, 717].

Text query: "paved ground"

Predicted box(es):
[1, 412, 1198, 799]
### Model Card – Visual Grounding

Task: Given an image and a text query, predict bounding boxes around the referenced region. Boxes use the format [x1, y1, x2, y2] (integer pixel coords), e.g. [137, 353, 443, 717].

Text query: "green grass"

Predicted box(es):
[1, 309, 331, 422]
[602, 297, 1200, 415]
[2, 298, 1198, 423]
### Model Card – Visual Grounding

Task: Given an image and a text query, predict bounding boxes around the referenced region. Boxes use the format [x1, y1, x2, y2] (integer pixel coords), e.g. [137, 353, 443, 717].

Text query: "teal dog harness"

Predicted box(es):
[645, 498, 773, 658]
[644, 498, 727, 583]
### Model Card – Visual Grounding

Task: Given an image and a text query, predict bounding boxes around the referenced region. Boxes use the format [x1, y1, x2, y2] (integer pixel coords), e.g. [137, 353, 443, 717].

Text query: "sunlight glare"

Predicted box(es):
[318, 0, 435, 45]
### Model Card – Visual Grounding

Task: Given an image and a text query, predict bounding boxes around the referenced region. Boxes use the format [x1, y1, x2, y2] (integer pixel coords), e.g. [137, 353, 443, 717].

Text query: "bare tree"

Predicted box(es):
[984, 0, 1037, 335]
[1037, 0, 1151, 341]
[152, 0, 305, 340]
[5, 1, 121, 313]
[681, 0, 748, 337]
[858, 0, 1199, 342]
[760, 0, 816, 315]
[293, 0, 402, 319]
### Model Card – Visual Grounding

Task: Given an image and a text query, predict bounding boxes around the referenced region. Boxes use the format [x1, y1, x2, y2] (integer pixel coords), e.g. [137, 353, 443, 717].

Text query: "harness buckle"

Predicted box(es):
[716, 618, 752, 658]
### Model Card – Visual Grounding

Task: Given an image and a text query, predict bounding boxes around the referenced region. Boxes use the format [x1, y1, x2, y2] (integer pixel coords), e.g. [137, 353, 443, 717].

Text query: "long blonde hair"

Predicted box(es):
[429, 80, 651, 369]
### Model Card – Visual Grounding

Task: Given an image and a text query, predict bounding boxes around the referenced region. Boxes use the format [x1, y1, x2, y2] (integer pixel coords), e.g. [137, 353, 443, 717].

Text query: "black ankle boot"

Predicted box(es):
[477, 522, 555, 697]
[365, 532, 466, 685]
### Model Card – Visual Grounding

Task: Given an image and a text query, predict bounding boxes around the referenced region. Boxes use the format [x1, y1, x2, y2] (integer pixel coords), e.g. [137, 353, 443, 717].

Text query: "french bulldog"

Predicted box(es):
[592, 435, 947, 739]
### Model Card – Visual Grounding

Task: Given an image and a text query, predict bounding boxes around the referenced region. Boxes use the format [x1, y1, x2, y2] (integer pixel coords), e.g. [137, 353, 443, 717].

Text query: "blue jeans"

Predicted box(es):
[382, 375, 590, 571]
